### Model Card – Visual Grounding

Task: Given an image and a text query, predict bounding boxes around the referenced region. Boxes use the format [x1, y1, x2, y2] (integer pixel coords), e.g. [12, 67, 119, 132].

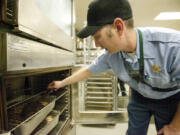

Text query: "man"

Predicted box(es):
[48, 0, 180, 134]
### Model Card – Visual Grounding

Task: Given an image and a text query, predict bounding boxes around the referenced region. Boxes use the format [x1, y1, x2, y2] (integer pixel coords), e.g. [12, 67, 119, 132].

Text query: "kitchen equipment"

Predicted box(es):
[0, 32, 73, 134]
[0, 70, 72, 135]
[79, 72, 118, 112]
[9, 96, 56, 135]
[0, 33, 75, 73]
[32, 110, 60, 135]
[0, 0, 74, 51]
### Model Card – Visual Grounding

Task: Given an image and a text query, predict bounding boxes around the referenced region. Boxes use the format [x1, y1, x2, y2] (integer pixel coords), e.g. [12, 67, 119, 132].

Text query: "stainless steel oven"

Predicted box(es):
[0, 0, 74, 51]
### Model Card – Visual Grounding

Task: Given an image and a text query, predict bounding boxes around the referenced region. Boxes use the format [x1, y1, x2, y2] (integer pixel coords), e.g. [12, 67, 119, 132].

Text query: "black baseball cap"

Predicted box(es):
[77, 0, 133, 38]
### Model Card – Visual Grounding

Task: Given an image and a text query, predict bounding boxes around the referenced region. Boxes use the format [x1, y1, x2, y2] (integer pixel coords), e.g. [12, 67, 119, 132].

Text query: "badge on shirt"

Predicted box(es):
[151, 64, 161, 73]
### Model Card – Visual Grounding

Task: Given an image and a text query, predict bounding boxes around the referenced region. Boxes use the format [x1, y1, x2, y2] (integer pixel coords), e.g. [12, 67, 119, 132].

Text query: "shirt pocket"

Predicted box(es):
[144, 71, 172, 88]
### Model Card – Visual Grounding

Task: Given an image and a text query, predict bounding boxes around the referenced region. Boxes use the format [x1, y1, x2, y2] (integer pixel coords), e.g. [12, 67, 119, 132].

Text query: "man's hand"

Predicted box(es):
[157, 125, 180, 135]
[47, 81, 64, 92]
[47, 67, 91, 93]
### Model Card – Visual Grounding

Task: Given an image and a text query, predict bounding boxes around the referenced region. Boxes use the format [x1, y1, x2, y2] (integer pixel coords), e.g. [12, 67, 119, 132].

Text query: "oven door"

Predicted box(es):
[1, 0, 74, 51]
[72, 67, 129, 125]
[0, 33, 75, 73]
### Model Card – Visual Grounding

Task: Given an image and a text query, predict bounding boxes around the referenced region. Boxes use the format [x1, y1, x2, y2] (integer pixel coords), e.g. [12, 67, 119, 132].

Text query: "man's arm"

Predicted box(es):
[157, 102, 180, 135]
[48, 66, 92, 91]
[169, 102, 180, 131]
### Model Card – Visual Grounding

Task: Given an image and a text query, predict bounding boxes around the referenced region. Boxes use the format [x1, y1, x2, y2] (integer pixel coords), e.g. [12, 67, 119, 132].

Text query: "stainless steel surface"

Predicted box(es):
[0, 33, 75, 72]
[1, 0, 74, 51]
[48, 84, 72, 134]
[86, 97, 113, 100]
[75, 37, 102, 65]
[33, 110, 60, 135]
[86, 101, 113, 105]
[49, 118, 71, 135]
[86, 92, 112, 94]
[87, 82, 112, 85]
[0, 62, 72, 134]
[86, 86, 112, 89]
[87, 77, 112, 81]
[12, 96, 56, 135]
[0, 131, 11, 135]
[71, 67, 129, 125]
[49, 100, 71, 135]
[7, 91, 44, 109]
[79, 73, 118, 112]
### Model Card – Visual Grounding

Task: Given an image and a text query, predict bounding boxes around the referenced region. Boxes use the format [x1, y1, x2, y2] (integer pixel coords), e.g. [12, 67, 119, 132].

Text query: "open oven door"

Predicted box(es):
[71, 67, 129, 126]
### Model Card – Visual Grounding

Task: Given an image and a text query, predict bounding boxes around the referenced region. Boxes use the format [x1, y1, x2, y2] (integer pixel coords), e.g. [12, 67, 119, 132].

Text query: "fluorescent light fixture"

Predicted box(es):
[155, 12, 180, 20]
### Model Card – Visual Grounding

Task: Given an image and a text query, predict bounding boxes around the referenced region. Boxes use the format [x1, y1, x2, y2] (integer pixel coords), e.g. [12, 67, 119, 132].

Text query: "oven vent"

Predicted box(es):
[4, 0, 17, 24]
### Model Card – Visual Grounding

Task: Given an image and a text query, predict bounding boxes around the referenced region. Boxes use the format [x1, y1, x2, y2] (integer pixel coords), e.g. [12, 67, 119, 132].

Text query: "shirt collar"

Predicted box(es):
[135, 28, 155, 59]
[120, 28, 155, 63]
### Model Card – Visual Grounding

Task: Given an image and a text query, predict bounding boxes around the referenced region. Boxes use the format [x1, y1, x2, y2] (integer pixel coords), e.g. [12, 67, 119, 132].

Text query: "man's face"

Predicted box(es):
[93, 25, 124, 54]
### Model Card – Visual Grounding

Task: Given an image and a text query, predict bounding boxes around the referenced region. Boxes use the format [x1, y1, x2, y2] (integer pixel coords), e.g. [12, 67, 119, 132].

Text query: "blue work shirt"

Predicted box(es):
[88, 27, 180, 99]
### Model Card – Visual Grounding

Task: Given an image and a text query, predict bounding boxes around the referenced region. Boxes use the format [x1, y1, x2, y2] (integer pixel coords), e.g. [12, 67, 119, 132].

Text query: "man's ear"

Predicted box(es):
[113, 18, 124, 35]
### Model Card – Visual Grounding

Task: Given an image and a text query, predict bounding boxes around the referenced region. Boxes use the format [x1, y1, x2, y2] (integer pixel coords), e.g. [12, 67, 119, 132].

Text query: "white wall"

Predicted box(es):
[75, 0, 180, 31]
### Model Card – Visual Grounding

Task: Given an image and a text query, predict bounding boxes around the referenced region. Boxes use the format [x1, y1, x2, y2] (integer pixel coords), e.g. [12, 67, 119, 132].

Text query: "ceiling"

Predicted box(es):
[74, 0, 180, 32]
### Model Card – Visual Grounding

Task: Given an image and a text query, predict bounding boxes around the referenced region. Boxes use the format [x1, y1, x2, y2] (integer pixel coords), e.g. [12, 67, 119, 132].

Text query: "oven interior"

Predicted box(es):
[1, 69, 72, 135]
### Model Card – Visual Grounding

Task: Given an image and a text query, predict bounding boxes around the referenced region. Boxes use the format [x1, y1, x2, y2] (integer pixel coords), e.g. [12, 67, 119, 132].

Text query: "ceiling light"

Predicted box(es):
[154, 12, 180, 20]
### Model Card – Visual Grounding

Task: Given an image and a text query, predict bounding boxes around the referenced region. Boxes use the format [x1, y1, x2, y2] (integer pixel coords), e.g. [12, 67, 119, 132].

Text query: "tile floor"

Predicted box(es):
[67, 122, 157, 135]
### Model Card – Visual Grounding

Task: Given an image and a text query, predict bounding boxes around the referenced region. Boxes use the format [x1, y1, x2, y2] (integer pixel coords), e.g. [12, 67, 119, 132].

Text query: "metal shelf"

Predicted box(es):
[86, 97, 113, 100]
[7, 91, 45, 109]
[49, 118, 70, 135]
[86, 104, 112, 108]
[87, 78, 112, 81]
[86, 101, 113, 104]
[54, 90, 68, 101]
[87, 86, 112, 89]
[86, 92, 113, 95]
[87, 82, 112, 85]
